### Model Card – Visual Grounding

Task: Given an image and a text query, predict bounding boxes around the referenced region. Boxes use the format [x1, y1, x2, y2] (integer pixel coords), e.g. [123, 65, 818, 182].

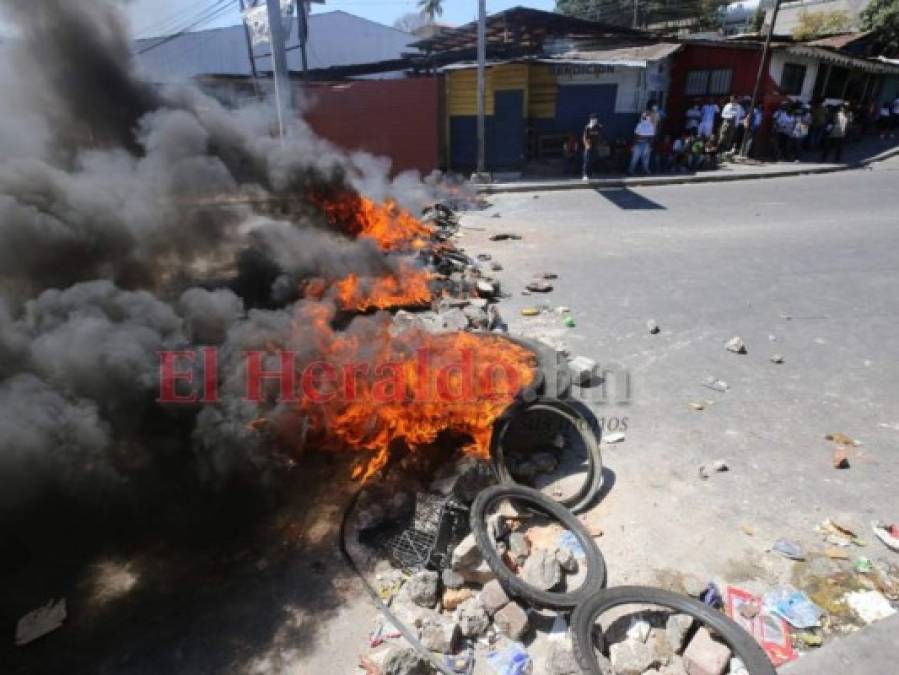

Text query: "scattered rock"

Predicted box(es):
[493, 601, 530, 640]
[647, 319, 660, 334]
[509, 532, 531, 564]
[604, 431, 626, 444]
[682, 627, 731, 675]
[439, 307, 470, 332]
[452, 535, 494, 583]
[477, 253, 492, 261]
[489, 233, 521, 241]
[545, 639, 582, 675]
[556, 547, 578, 573]
[770, 354, 784, 364]
[569, 355, 598, 385]
[609, 639, 655, 675]
[491, 262, 503, 271]
[381, 647, 432, 675]
[542, 272, 558, 279]
[442, 587, 473, 610]
[702, 377, 729, 392]
[627, 618, 652, 642]
[419, 617, 458, 653]
[526, 279, 554, 293]
[688, 402, 705, 411]
[478, 579, 510, 615]
[407, 569, 439, 608]
[463, 304, 489, 329]
[698, 460, 728, 480]
[441, 569, 464, 590]
[833, 448, 850, 469]
[665, 613, 693, 653]
[477, 279, 498, 297]
[522, 548, 562, 591]
[724, 336, 747, 354]
[457, 599, 490, 637]
[825, 432, 860, 446]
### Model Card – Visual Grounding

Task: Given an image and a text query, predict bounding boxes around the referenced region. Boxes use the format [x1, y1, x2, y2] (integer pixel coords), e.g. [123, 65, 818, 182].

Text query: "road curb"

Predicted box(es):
[476, 144, 899, 195]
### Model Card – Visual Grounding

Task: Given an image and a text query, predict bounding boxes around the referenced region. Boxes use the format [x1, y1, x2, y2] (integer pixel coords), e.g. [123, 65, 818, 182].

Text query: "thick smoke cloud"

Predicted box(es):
[0, 0, 445, 518]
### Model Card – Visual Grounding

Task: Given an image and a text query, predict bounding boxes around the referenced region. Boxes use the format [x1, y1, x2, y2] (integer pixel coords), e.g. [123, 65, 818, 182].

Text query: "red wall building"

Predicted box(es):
[666, 41, 784, 141]
[300, 78, 440, 176]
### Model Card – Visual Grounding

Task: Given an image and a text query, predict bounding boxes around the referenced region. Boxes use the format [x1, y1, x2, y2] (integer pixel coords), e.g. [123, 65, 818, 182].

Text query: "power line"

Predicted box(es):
[137, 0, 235, 54]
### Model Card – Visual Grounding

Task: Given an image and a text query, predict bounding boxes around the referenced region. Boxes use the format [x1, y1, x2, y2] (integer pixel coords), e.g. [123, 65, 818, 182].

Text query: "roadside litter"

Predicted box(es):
[872, 521, 899, 552]
[772, 539, 805, 561]
[15, 598, 66, 646]
[762, 587, 824, 629]
[724, 586, 796, 666]
[486, 642, 531, 674]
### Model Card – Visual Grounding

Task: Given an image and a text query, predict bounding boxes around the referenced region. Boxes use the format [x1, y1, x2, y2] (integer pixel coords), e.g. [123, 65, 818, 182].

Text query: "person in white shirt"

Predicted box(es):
[773, 103, 796, 161]
[699, 97, 719, 138]
[718, 95, 744, 152]
[685, 101, 702, 134]
[628, 113, 656, 175]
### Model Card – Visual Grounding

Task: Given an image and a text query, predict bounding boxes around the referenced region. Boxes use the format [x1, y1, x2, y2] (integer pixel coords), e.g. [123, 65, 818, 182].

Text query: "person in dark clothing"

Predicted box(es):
[582, 113, 603, 180]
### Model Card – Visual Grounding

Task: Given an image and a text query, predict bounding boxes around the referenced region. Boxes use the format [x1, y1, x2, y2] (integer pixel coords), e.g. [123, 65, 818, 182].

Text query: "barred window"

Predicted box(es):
[685, 68, 733, 96]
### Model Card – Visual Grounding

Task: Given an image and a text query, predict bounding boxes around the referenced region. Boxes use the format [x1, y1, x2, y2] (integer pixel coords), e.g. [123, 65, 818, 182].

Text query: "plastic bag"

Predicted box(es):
[763, 586, 824, 629]
[486, 642, 532, 675]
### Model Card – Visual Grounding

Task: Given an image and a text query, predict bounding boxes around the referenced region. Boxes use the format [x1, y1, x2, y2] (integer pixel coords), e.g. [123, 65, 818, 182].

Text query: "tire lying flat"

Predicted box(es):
[470, 484, 607, 610]
[489, 397, 603, 514]
[570, 586, 777, 675]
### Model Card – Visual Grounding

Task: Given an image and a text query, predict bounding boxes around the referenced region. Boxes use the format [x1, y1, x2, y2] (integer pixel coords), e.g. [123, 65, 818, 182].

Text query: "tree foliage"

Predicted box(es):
[792, 9, 852, 40]
[555, 0, 725, 30]
[861, 0, 899, 54]
[393, 11, 432, 34]
[417, 0, 443, 21]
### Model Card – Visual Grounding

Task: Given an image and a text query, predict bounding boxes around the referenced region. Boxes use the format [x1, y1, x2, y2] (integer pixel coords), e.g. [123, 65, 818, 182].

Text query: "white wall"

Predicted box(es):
[769, 51, 820, 101]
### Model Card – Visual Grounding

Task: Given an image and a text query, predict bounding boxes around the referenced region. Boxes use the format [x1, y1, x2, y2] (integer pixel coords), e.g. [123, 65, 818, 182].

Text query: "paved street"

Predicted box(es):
[459, 157, 899, 670]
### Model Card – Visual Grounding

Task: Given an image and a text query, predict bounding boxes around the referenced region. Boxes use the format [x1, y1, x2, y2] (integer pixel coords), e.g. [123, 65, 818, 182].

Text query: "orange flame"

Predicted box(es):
[315, 193, 434, 252]
[333, 264, 433, 311]
[291, 304, 536, 481]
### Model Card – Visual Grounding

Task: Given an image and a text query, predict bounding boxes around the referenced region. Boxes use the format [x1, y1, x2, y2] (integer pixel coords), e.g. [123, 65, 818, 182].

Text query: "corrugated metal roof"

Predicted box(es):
[545, 42, 682, 66]
[806, 32, 872, 49]
[134, 11, 415, 82]
[784, 45, 899, 74]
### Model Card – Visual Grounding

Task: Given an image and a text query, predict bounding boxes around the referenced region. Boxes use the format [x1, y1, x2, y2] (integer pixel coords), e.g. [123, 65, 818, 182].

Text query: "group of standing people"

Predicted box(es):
[770, 98, 852, 162]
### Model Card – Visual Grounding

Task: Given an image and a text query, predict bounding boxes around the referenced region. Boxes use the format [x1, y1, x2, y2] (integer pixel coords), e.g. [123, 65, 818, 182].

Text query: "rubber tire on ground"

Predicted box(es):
[570, 586, 777, 675]
[490, 397, 603, 514]
[470, 484, 607, 610]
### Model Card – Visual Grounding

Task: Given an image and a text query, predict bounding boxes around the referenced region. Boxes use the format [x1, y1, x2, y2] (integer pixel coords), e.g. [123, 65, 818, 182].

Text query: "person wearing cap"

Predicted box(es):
[582, 113, 603, 180]
[628, 112, 656, 175]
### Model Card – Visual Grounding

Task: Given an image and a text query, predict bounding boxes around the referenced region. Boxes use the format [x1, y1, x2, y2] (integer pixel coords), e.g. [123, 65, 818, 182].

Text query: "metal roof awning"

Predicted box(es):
[783, 45, 899, 75]
[540, 42, 682, 68]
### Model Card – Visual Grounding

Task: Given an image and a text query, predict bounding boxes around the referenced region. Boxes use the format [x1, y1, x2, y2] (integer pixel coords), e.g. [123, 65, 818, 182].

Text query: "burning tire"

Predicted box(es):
[490, 397, 603, 514]
[570, 587, 777, 675]
[470, 484, 607, 610]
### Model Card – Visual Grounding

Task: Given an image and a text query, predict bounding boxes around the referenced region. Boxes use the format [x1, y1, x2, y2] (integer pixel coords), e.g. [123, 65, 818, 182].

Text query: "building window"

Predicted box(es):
[684, 68, 733, 96]
[781, 63, 807, 96]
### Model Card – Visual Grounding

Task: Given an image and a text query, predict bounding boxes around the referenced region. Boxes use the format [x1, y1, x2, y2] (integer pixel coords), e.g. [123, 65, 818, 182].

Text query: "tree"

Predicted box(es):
[418, 0, 443, 21]
[556, 0, 723, 30]
[750, 5, 765, 32]
[394, 11, 432, 34]
[792, 9, 852, 40]
[861, 0, 899, 54]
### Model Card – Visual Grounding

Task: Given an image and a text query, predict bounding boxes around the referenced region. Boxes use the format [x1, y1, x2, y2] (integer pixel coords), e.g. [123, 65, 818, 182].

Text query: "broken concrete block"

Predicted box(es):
[381, 647, 432, 675]
[419, 617, 458, 653]
[478, 579, 510, 615]
[666, 613, 694, 653]
[493, 601, 530, 640]
[544, 639, 582, 675]
[568, 355, 598, 385]
[441, 569, 464, 590]
[682, 627, 731, 675]
[609, 639, 655, 675]
[457, 599, 490, 637]
[647, 319, 660, 334]
[407, 569, 439, 608]
[522, 548, 562, 591]
[509, 532, 530, 563]
[441, 587, 473, 611]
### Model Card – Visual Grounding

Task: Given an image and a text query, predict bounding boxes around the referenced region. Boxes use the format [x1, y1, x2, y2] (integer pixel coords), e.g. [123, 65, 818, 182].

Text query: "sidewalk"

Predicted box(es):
[780, 614, 899, 674]
[478, 135, 899, 194]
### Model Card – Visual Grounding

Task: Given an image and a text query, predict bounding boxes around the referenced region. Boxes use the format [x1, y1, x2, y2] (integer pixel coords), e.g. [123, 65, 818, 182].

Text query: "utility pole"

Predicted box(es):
[475, 0, 487, 180]
[632, 0, 639, 29]
[265, 0, 293, 139]
[238, 0, 261, 99]
[741, 0, 782, 157]
[297, 0, 309, 80]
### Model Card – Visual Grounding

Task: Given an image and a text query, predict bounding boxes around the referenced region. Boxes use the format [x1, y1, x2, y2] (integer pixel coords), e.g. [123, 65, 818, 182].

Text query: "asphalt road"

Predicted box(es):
[460, 157, 899, 669]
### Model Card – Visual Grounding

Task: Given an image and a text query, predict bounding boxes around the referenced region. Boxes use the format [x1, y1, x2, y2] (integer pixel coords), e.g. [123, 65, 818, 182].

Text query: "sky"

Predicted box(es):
[126, 0, 557, 38]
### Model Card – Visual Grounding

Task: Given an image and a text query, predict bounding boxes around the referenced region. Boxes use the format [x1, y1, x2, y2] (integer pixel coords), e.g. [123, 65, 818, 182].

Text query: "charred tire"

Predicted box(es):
[490, 397, 602, 514]
[470, 484, 607, 610]
[571, 587, 777, 675]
